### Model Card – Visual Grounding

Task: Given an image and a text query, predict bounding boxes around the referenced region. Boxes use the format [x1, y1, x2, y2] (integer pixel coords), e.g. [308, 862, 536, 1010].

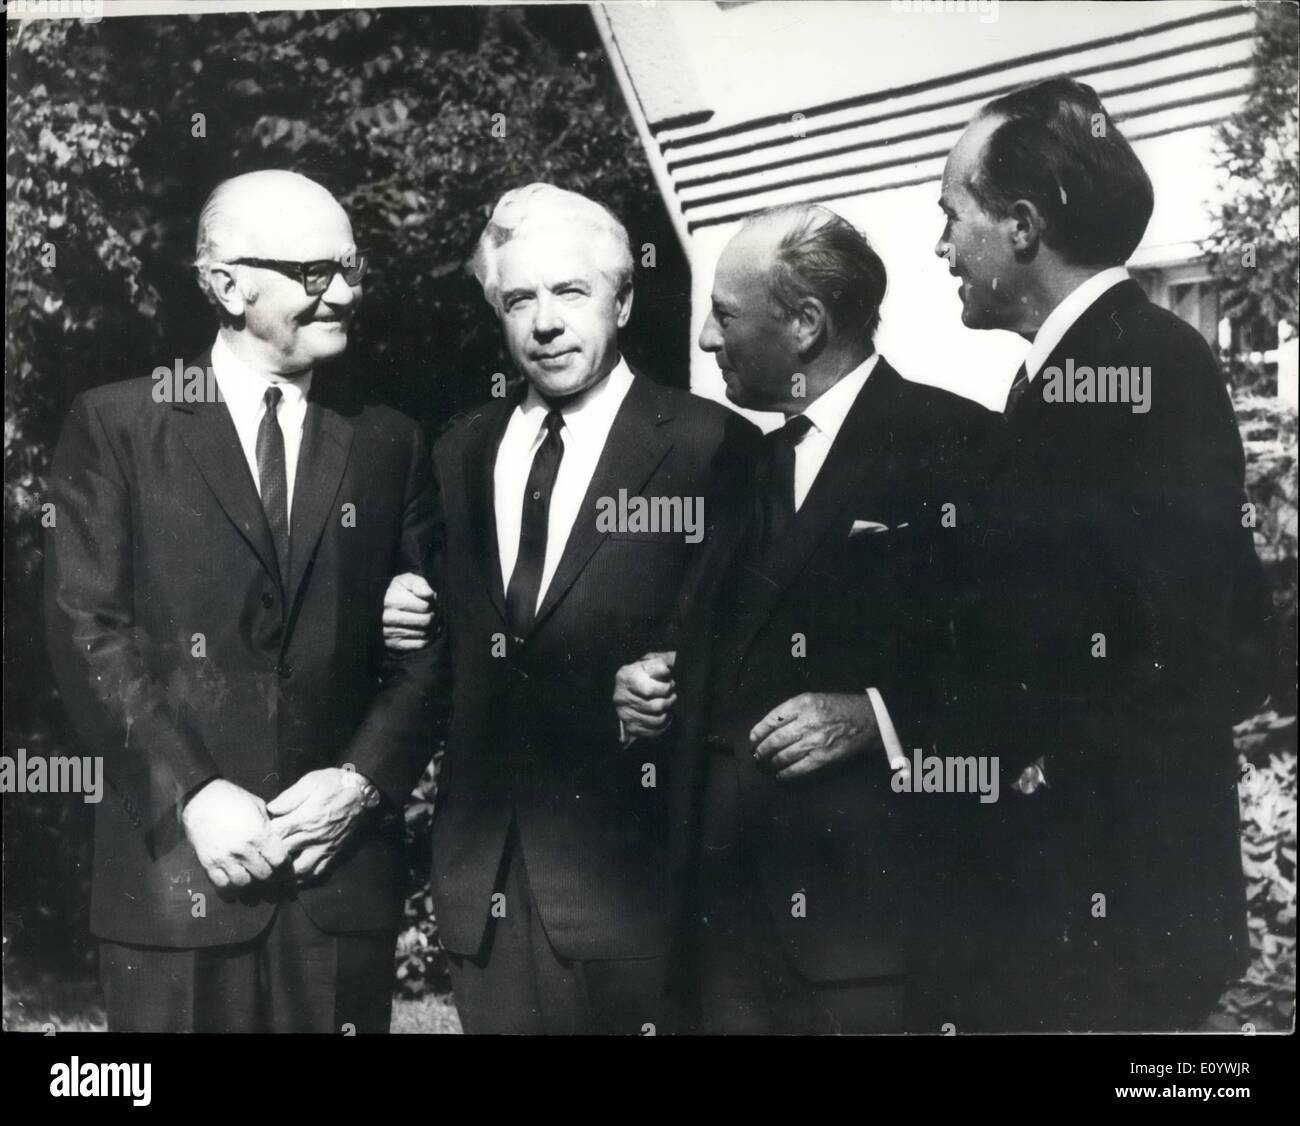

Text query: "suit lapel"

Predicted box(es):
[175, 351, 282, 588]
[462, 393, 519, 622]
[530, 374, 675, 632]
[285, 390, 354, 606]
[991, 279, 1149, 487]
[1006, 279, 1148, 432]
[727, 360, 904, 665]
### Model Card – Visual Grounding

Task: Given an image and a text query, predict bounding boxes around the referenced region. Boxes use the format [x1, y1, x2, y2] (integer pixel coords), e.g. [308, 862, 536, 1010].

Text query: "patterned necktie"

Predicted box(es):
[505, 410, 565, 640]
[1003, 362, 1032, 416]
[256, 385, 290, 584]
[761, 412, 814, 547]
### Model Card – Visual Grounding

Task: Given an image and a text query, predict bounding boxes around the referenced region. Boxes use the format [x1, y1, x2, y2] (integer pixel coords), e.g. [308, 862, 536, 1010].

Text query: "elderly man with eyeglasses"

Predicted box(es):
[44, 169, 441, 1032]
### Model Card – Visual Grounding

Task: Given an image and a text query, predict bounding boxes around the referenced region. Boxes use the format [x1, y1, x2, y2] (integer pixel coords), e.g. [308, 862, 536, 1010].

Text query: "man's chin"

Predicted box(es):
[305, 327, 350, 360]
[525, 366, 598, 401]
[720, 371, 750, 407]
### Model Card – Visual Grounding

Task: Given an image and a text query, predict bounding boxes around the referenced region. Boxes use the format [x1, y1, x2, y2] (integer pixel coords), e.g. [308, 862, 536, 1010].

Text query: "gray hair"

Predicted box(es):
[470, 183, 633, 309]
[194, 182, 240, 308]
[741, 203, 888, 346]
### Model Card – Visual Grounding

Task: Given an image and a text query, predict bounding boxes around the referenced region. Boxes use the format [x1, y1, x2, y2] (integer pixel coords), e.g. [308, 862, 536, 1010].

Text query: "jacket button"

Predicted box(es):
[261, 591, 275, 608]
[276, 661, 292, 679]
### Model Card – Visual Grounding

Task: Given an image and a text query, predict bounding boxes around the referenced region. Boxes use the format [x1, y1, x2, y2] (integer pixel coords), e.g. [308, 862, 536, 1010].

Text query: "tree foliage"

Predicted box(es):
[1205, 1, 1299, 332]
[3, 5, 687, 982]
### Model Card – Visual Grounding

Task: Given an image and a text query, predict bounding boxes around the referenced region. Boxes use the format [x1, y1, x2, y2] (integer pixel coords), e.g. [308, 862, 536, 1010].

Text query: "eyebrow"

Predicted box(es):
[549, 278, 590, 290]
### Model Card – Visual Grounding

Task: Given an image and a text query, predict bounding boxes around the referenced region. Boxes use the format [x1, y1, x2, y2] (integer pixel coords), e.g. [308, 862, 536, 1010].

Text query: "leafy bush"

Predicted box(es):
[4, 4, 686, 983]
[1228, 710, 1297, 1030]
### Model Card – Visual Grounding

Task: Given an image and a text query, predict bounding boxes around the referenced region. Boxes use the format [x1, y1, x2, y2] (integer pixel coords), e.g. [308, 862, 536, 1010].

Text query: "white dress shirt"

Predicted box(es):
[790, 353, 879, 511]
[494, 357, 635, 613]
[1021, 266, 1130, 382]
[210, 332, 312, 525]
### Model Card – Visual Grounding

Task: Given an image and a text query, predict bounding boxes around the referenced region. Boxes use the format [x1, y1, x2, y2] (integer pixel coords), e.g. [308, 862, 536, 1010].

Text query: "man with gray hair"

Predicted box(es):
[46, 169, 440, 1031]
[382, 182, 758, 1033]
[615, 202, 990, 1033]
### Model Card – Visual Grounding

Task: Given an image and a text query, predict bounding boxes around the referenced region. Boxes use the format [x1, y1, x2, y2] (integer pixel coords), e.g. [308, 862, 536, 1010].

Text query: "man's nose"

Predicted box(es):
[934, 236, 951, 263]
[322, 269, 358, 306]
[532, 293, 563, 338]
[698, 312, 721, 353]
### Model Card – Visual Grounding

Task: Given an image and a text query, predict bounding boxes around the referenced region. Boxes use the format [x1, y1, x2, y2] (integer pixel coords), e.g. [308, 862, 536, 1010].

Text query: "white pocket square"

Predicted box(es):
[848, 519, 907, 537]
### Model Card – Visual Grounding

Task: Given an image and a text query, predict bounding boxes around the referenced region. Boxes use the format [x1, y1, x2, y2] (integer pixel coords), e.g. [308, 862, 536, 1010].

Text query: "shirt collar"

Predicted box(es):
[796, 352, 880, 444]
[518, 355, 634, 447]
[210, 333, 313, 417]
[1023, 266, 1130, 381]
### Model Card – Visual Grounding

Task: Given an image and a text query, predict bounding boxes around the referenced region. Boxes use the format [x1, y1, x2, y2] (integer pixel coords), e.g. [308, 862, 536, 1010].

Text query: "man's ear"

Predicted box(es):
[615, 280, 634, 329]
[205, 264, 248, 318]
[1007, 199, 1045, 256]
[790, 295, 828, 355]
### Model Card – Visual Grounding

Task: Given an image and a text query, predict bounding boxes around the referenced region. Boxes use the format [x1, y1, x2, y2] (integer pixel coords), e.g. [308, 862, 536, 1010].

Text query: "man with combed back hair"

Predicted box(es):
[908, 77, 1273, 1031]
[617, 202, 991, 1033]
[383, 183, 759, 1033]
[46, 170, 440, 1032]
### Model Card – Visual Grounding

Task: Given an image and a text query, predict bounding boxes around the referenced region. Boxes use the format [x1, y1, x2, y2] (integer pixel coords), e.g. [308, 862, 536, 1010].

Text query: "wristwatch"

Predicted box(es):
[343, 768, 383, 809]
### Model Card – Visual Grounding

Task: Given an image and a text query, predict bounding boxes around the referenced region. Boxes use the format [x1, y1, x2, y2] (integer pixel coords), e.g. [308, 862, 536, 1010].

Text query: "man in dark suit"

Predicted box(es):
[45, 170, 439, 1032]
[901, 77, 1272, 1031]
[616, 203, 989, 1033]
[382, 184, 756, 1033]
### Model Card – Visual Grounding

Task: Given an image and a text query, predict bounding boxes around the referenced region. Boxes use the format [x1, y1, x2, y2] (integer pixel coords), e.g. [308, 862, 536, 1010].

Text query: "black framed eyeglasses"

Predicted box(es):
[228, 252, 369, 296]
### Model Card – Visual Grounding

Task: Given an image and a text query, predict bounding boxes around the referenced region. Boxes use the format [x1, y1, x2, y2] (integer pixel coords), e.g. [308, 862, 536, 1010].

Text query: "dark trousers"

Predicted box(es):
[695, 757, 905, 1035]
[447, 828, 667, 1035]
[99, 897, 396, 1033]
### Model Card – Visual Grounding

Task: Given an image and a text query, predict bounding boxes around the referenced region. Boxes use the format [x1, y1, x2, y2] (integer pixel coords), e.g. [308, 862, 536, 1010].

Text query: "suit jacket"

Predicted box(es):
[666, 359, 992, 992]
[903, 280, 1270, 1030]
[429, 370, 759, 962]
[44, 352, 440, 948]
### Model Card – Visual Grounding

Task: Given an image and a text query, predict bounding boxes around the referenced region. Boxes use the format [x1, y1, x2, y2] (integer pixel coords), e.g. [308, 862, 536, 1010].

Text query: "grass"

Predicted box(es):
[2, 970, 462, 1033]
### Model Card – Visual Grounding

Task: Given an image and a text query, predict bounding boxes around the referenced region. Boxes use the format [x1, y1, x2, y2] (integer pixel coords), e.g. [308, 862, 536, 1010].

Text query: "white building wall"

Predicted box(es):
[595, 0, 1258, 425]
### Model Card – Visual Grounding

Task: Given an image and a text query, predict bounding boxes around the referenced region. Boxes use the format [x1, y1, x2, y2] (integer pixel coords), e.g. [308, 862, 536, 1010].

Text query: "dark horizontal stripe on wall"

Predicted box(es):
[678, 83, 1250, 213]
[673, 58, 1245, 191]
[658, 5, 1250, 155]
[684, 110, 1240, 234]
[651, 109, 716, 131]
[663, 27, 1253, 173]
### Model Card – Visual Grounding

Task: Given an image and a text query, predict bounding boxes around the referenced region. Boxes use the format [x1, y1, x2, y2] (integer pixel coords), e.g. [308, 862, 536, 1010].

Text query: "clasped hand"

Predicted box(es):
[183, 769, 372, 890]
[612, 653, 881, 781]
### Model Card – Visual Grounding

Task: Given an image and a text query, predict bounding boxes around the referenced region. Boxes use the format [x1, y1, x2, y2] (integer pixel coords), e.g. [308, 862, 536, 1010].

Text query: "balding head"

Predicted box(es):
[470, 183, 633, 311]
[734, 203, 887, 348]
[194, 171, 360, 374]
[194, 171, 352, 307]
[700, 203, 885, 414]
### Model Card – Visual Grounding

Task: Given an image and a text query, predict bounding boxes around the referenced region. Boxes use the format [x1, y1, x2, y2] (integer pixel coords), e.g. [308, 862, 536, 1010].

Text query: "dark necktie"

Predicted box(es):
[1003, 362, 1032, 415]
[760, 412, 814, 547]
[256, 385, 290, 584]
[505, 410, 565, 640]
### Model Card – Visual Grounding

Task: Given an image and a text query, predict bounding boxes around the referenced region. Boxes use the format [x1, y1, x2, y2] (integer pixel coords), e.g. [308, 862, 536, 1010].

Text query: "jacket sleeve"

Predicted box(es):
[340, 422, 448, 807]
[44, 392, 221, 829]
